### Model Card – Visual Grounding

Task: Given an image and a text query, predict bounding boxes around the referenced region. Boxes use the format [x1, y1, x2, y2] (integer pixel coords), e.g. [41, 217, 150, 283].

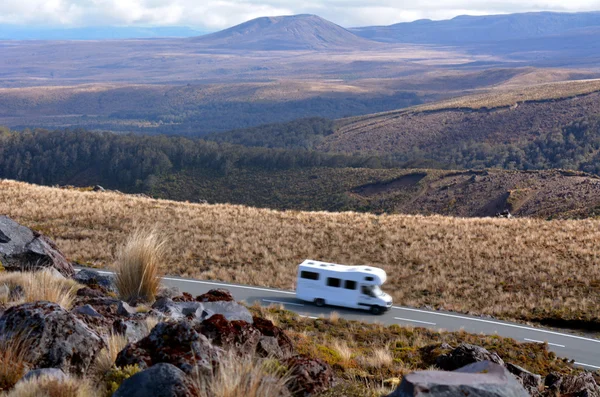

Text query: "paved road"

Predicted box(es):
[84, 268, 600, 371]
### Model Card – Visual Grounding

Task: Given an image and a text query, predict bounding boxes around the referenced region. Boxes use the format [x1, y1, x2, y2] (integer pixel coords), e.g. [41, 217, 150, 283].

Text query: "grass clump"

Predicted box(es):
[113, 229, 165, 303]
[194, 352, 291, 397]
[0, 336, 29, 392]
[5, 376, 100, 397]
[0, 270, 80, 309]
[93, 333, 129, 377]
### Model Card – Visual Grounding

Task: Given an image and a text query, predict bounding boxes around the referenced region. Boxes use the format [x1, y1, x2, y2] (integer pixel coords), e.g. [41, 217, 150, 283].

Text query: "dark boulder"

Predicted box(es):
[112, 317, 162, 344]
[115, 320, 222, 374]
[0, 216, 74, 277]
[196, 314, 262, 355]
[387, 361, 529, 397]
[435, 343, 504, 371]
[112, 363, 199, 397]
[506, 363, 542, 395]
[72, 269, 115, 293]
[72, 304, 103, 318]
[545, 372, 600, 396]
[285, 355, 334, 397]
[76, 286, 106, 298]
[253, 316, 295, 359]
[196, 288, 234, 303]
[0, 301, 103, 375]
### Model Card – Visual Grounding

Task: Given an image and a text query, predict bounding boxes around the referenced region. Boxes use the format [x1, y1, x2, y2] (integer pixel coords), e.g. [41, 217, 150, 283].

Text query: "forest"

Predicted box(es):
[0, 127, 393, 191]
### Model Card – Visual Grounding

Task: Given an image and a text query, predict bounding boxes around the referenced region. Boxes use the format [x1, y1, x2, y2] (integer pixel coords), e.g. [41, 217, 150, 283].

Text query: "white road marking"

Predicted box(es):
[575, 362, 600, 370]
[262, 299, 304, 307]
[299, 315, 319, 319]
[392, 306, 600, 344]
[524, 338, 566, 348]
[395, 317, 437, 326]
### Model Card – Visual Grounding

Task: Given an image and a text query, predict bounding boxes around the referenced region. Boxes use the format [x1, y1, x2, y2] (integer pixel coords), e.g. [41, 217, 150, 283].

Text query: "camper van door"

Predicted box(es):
[357, 284, 378, 308]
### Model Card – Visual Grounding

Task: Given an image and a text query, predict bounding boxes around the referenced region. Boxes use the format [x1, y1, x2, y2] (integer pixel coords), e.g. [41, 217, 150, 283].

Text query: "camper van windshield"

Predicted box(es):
[363, 285, 384, 297]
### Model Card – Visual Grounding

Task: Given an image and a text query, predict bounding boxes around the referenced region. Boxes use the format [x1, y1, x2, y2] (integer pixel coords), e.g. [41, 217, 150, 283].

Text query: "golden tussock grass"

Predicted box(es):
[0, 336, 29, 392]
[194, 351, 290, 397]
[3, 376, 100, 397]
[93, 333, 129, 377]
[0, 269, 80, 309]
[1, 179, 600, 324]
[113, 229, 166, 303]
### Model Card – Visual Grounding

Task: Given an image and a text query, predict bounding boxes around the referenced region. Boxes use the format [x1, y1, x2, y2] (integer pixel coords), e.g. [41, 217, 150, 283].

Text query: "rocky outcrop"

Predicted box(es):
[506, 363, 542, 395]
[196, 288, 234, 303]
[197, 314, 262, 355]
[115, 320, 222, 374]
[253, 316, 295, 359]
[0, 216, 74, 277]
[387, 361, 529, 397]
[285, 355, 335, 397]
[73, 269, 115, 293]
[435, 343, 505, 371]
[112, 363, 199, 397]
[0, 301, 103, 375]
[545, 372, 600, 396]
[151, 298, 253, 323]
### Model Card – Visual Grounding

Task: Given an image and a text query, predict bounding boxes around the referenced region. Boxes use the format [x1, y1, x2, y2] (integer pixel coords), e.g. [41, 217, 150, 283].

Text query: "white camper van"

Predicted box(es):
[295, 259, 393, 314]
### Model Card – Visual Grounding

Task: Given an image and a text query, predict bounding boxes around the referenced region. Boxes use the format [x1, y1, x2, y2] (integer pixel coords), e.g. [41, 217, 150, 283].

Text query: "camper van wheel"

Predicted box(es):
[314, 298, 325, 307]
[370, 305, 383, 315]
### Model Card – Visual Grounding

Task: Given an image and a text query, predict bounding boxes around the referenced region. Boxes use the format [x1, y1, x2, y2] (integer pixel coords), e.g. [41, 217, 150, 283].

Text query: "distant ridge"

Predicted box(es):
[351, 11, 600, 44]
[191, 14, 378, 50]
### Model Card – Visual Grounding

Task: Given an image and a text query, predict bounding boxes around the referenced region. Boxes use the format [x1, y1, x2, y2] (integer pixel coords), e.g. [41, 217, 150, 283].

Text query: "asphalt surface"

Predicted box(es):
[84, 268, 600, 371]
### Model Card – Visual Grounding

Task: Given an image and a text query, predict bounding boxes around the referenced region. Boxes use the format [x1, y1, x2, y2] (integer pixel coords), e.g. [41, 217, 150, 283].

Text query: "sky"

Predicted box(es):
[1, 0, 600, 30]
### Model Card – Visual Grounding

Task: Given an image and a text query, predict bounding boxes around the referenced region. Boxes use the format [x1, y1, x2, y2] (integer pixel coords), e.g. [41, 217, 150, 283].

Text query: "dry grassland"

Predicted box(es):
[417, 79, 600, 111]
[1, 179, 599, 326]
[340, 79, 600, 125]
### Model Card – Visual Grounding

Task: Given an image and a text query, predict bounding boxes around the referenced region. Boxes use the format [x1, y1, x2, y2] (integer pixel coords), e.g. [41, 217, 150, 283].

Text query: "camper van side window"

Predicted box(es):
[365, 276, 374, 282]
[326, 278, 341, 288]
[300, 271, 320, 281]
[344, 280, 357, 290]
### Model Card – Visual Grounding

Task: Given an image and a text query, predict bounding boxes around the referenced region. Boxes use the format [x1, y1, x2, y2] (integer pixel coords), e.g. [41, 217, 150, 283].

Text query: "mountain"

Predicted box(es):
[0, 25, 206, 40]
[191, 14, 377, 51]
[351, 11, 600, 45]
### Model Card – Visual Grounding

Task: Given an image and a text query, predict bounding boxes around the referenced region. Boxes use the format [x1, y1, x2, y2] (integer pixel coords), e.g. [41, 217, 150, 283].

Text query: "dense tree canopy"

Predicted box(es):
[0, 128, 394, 190]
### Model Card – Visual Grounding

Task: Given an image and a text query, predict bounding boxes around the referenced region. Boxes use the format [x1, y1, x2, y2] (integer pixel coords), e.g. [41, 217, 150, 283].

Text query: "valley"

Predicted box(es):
[2, 8, 600, 396]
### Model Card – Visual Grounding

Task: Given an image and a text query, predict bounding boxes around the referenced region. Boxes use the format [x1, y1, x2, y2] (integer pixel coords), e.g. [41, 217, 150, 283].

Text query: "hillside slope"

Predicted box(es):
[320, 80, 600, 156]
[192, 14, 376, 51]
[2, 179, 599, 328]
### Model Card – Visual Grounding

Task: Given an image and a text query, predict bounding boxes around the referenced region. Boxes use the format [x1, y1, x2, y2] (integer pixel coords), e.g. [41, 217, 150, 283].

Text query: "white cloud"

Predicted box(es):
[0, 0, 599, 28]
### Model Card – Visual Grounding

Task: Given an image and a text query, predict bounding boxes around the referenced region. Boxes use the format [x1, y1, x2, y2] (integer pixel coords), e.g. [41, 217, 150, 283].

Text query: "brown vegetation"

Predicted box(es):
[327, 84, 600, 154]
[4, 376, 99, 397]
[193, 351, 291, 397]
[113, 230, 166, 303]
[1, 179, 599, 326]
[0, 270, 80, 309]
[251, 304, 581, 395]
[0, 336, 29, 392]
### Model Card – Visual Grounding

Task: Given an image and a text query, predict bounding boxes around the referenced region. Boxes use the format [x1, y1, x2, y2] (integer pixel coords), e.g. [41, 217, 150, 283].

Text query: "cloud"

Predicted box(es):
[0, 0, 599, 28]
